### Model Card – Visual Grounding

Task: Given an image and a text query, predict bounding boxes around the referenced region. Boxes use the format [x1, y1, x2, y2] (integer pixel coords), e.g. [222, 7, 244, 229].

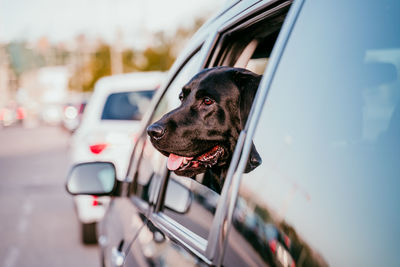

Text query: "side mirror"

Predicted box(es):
[66, 162, 117, 196]
[164, 178, 192, 214]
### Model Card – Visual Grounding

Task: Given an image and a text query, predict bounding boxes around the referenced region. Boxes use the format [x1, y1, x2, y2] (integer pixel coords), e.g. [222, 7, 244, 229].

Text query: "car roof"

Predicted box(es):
[76, 71, 167, 131]
[94, 71, 167, 93]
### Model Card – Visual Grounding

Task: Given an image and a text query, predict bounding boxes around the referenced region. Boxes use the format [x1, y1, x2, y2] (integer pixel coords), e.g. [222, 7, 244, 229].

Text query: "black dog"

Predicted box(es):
[147, 66, 262, 192]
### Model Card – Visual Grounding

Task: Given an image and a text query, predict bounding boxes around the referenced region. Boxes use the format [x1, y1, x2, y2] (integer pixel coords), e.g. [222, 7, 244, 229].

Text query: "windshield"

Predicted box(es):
[101, 90, 155, 121]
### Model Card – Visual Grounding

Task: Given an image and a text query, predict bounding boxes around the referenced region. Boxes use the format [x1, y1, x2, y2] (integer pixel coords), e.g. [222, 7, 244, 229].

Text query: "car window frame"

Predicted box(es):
[207, 0, 292, 68]
[124, 44, 206, 212]
[141, 1, 299, 264]
[211, 0, 305, 265]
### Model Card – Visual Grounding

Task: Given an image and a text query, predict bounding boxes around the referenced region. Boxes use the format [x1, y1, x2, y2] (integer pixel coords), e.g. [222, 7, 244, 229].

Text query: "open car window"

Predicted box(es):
[130, 49, 203, 208]
[155, 1, 292, 254]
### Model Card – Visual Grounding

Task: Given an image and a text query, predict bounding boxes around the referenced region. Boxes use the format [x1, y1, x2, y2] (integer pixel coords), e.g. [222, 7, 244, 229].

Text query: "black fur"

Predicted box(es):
[147, 66, 262, 191]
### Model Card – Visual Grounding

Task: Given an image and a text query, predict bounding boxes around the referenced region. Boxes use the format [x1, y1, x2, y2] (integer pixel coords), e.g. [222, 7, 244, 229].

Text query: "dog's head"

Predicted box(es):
[147, 66, 262, 177]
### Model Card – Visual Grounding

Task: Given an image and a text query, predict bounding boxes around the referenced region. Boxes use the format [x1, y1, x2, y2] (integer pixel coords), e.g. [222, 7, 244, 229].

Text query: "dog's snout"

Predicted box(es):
[147, 123, 166, 139]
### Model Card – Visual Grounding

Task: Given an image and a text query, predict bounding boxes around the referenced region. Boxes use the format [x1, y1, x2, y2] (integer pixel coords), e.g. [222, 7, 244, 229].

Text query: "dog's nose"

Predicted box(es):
[147, 123, 166, 139]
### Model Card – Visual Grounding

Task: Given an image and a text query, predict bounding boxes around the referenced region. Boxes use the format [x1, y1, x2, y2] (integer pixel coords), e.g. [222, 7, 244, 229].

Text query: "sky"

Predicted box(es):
[0, 0, 224, 47]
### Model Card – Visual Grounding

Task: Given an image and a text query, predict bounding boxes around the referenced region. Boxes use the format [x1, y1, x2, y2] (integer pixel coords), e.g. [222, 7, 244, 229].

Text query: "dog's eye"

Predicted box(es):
[203, 97, 214, 105]
[179, 93, 184, 102]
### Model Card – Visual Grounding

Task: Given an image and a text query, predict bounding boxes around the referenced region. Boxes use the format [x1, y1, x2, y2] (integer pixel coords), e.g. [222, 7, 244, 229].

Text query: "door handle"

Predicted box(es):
[111, 240, 125, 267]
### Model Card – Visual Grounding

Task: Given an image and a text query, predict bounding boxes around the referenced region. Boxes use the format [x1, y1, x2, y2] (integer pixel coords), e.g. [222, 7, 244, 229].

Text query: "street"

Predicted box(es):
[0, 125, 99, 267]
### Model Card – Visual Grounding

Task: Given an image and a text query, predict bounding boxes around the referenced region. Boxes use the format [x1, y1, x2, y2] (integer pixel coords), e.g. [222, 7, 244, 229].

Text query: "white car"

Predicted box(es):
[69, 71, 166, 244]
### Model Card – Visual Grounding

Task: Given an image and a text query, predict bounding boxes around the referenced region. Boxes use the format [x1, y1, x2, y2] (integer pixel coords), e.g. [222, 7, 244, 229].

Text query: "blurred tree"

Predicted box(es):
[6, 42, 46, 78]
[69, 16, 206, 92]
[121, 49, 137, 73]
[130, 18, 205, 72]
[121, 31, 175, 73]
[69, 43, 111, 92]
[139, 31, 175, 71]
[88, 44, 112, 90]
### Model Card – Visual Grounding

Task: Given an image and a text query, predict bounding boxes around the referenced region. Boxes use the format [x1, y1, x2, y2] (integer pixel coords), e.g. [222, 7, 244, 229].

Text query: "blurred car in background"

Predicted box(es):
[0, 107, 15, 127]
[0, 104, 25, 128]
[40, 103, 64, 125]
[62, 101, 87, 133]
[69, 71, 166, 244]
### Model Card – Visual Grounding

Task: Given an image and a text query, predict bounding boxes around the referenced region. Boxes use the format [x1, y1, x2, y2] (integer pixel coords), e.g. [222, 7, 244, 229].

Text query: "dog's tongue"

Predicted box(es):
[167, 153, 184, 170]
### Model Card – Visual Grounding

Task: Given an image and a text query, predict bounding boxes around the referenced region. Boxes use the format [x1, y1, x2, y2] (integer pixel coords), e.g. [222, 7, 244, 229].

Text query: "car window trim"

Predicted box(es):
[221, 0, 292, 34]
[125, 28, 224, 257]
[206, 0, 292, 67]
[124, 44, 205, 217]
[151, 212, 212, 265]
[210, 0, 306, 265]
[147, 32, 224, 211]
[145, 1, 302, 263]
[125, 43, 204, 183]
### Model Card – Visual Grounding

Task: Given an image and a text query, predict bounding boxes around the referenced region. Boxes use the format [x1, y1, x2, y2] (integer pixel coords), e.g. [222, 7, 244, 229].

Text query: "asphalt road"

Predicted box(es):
[0, 125, 99, 267]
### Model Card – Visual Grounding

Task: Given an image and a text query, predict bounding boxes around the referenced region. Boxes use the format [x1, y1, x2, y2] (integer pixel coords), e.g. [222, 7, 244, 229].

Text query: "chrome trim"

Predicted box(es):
[151, 213, 212, 265]
[111, 246, 125, 267]
[216, 0, 306, 266]
[121, 0, 306, 265]
[217, 0, 289, 34]
[205, 131, 246, 260]
[130, 196, 149, 212]
[204, 0, 292, 67]
[125, 43, 205, 182]
[202, 30, 221, 68]
[126, 42, 210, 210]
[219, 0, 292, 34]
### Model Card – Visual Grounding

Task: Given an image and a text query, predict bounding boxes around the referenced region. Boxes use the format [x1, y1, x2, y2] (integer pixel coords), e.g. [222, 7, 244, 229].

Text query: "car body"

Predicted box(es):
[66, 0, 400, 265]
[61, 100, 88, 133]
[0, 105, 25, 127]
[69, 71, 165, 243]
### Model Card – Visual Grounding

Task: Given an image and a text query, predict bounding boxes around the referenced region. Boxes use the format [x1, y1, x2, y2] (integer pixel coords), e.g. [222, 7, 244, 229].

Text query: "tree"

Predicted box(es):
[69, 16, 206, 92]
[69, 43, 111, 92]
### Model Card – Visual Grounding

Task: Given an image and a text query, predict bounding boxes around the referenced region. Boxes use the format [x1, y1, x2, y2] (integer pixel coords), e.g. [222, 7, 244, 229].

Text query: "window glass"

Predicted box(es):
[157, 8, 290, 240]
[228, 1, 400, 266]
[218, 10, 285, 70]
[101, 90, 155, 120]
[131, 51, 203, 204]
[162, 173, 220, 240]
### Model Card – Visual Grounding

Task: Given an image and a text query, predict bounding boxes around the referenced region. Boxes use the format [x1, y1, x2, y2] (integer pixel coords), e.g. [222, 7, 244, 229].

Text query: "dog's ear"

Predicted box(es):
[230, 68, 262, 129]
[230, 68, 262, 173]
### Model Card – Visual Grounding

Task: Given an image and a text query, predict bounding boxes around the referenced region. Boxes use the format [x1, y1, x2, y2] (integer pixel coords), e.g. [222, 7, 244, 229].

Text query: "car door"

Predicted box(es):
[225, 0, 400, 266]
[122, 1, 295, 267]
[102, 1, 296, 266]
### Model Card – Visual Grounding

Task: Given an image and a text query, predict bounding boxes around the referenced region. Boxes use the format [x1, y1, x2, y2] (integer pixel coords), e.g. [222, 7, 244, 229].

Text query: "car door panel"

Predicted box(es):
[99, 198, 147, 267]
[101, 2, 298, 266]
[226, 1, 400, 266]
[124, 219, 209, 267]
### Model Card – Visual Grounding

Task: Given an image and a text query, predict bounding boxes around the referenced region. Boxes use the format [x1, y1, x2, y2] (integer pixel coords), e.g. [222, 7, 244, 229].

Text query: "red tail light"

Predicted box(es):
[91, 196, 99, 206]
[16, 107, 25, 120]
[89, 143, 108, 154]
[268, 240, 277, 254]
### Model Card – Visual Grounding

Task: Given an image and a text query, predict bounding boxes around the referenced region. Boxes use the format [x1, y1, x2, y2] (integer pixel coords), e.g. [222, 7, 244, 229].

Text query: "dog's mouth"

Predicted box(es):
[167, 145, 225, 172]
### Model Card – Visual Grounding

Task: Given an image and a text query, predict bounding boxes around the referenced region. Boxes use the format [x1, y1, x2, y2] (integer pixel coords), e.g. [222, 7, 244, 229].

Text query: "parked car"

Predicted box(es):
[61, 100, 88, 133]
[69, 71, 166, 244]
[66, 0, 400, 266]
[0, 105, 25, 127]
